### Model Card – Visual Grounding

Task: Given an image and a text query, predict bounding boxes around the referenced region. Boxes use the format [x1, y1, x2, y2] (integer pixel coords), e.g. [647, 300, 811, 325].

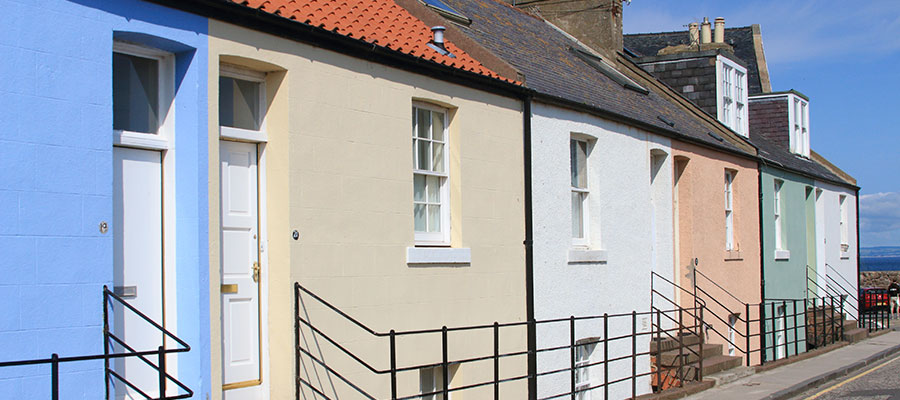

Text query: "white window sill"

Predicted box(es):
[840, 252, 850, 260]
[724, 249, 743, 261]
[774, 249, 790, 261]
[568, 249, 608, 264]
[407, 247, 471, 266]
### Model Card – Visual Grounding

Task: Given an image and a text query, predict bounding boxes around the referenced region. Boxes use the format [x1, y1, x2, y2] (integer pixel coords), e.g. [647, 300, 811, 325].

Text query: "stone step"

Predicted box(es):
[658, 343, 723, 366]
[705, 365, 755, 386]
[650, 333, 701, 354]
[843, 327, 869, 343]
[671, 355, 743, 381]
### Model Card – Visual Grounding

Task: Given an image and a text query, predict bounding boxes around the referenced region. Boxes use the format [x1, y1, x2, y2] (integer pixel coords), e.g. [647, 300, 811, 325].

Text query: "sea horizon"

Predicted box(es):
[860, 255, 900, 271]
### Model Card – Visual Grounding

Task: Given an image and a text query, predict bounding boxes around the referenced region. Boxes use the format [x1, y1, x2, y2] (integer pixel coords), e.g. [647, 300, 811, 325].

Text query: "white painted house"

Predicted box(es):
[531, 103, 673, 398]
[813, 178, 859, 318]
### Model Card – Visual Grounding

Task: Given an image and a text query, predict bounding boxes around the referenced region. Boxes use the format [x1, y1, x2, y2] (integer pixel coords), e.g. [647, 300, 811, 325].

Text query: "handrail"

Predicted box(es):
[826, 263, 858, 291]
[296, 281, 706, 399]
[0, 286, 193, 399]
[651, 271, 707, 308]
[694, 268, 748, 305]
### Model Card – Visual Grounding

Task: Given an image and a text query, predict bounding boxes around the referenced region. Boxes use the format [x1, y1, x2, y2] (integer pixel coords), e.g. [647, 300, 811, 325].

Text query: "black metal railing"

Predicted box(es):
[294, 282, 705, 400]
[807, 264, 860, 320]
[0, 286, 192, 399]
[651, 270, 854, 368]
[859, 288, 891, 332]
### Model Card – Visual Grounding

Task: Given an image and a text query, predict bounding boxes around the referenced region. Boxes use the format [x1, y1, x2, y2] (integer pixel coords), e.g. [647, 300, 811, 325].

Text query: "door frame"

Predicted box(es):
[219, 139, 270, 398]
[112, 41, 179, 366]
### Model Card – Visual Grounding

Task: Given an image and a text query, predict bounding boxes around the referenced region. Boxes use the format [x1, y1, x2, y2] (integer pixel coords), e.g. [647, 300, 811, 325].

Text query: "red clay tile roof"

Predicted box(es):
[230, 0, 518, 83]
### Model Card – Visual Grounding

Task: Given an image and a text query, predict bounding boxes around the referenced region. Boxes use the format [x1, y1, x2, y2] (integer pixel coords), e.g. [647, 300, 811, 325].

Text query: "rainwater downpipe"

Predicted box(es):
[522, 95, 536, 400]
[758, 160, 766, 304]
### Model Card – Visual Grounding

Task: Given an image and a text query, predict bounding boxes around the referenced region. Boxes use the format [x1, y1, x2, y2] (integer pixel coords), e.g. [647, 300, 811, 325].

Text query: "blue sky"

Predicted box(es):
[622, 0, 900, 247]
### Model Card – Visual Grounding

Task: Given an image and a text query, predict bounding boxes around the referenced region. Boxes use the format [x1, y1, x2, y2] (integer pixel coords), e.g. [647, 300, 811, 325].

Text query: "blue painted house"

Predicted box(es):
[0, 0, 209, 398]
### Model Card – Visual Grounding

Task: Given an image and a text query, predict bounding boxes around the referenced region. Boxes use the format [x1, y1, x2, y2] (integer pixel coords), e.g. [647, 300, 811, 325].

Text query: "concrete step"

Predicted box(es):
[843, 327, 869, 343]
[705, 365, 755, 386]
[694, 354, 743, 377]
[650, 334, 701, 354]
[658, 343, 723, 366]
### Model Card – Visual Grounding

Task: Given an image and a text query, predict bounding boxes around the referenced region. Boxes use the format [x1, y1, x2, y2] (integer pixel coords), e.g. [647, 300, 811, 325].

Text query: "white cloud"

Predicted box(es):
[734, 0, 900, 65]
[860, 192, 900, 246]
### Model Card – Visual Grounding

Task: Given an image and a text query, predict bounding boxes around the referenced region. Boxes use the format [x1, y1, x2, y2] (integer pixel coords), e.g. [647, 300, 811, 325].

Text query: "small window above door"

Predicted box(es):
[219, 64, 267, 142]
[112, 42, 174, 150]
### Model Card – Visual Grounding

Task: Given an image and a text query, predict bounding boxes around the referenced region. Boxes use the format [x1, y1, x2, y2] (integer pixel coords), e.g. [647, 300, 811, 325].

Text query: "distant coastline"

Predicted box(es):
[860, 246, 900, 271]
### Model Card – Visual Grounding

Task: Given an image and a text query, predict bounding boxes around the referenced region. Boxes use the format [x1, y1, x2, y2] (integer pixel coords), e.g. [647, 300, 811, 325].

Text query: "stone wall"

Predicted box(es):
[861, 271, 900, 289]
[639, 57, 718, 116]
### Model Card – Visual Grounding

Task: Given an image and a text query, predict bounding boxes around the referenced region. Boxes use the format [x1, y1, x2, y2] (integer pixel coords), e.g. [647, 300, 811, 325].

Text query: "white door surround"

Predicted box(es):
[220, 140, 267, 399]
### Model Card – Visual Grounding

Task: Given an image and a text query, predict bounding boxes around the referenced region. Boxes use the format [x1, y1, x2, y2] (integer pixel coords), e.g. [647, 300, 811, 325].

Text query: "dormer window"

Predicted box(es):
[789, 95, 810, 157]
[716, 56, 749, 136]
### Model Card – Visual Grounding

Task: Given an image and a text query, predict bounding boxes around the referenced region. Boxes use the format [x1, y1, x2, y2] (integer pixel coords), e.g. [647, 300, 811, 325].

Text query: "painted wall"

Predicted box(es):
[0, 0, 209, 398]
[671, 140, 761, 364]
[530, 102, 672, 399]
[208, 21, 527, 400]
[813, 180, 859, 320]
[760, 165, 813, 359]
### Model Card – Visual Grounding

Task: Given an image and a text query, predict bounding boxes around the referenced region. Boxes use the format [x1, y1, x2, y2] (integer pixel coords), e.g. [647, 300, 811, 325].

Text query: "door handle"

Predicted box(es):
[221, 284, 238, 294]
[252, 262, 260, 283]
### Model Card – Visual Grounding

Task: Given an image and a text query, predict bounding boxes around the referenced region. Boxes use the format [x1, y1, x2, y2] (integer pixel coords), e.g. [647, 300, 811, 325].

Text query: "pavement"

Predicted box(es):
[683, 330, 900, 400]
[788, 351, 900, 399]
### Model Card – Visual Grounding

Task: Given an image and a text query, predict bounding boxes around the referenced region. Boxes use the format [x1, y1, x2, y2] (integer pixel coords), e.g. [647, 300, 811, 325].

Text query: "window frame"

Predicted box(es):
[724, 170, 735, 250]
[715, 56, 749, 136]
[570, 137, 590, 247]
[112, 41, 175, 150]
[219, 63, 268, 142]
[774, 180, 785, 251]
[574, 339, 597, 400]
[839, 195, 849, 250]
[788, 95, 810, 157]
[412, 102, 451, 245]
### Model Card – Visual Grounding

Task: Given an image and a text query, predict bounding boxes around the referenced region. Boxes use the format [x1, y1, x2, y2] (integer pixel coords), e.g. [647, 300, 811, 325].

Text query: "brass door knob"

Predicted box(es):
[252, 262, 260, 283]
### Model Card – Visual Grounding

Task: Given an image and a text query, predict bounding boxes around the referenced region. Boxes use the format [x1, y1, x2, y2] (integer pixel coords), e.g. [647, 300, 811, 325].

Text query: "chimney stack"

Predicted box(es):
[714, 17, 725, 43]
[688, 22, 699, 47]
[700, 17, 711, 44]
[521, 0, 623, 61]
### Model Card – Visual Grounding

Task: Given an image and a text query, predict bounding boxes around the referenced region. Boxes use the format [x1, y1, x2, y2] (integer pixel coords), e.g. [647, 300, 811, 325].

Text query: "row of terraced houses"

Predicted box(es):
[0, 0, 864, 399]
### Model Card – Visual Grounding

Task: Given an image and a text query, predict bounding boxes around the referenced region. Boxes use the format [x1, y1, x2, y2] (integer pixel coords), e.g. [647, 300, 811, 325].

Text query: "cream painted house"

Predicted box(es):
[198, 2, 529, 399]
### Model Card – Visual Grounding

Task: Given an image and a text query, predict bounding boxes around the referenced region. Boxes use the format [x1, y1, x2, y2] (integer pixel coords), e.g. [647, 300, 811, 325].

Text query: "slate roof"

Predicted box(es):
[626, 27, 856, 188]
[226, 0, 517, 83]
[747, 132, 853, 187]
[437, 0, 755, 156]
[625, 27, 764, 95]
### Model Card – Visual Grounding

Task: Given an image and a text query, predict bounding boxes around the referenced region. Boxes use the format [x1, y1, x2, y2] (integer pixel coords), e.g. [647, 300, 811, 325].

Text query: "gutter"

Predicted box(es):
[532, 92, 759, 162]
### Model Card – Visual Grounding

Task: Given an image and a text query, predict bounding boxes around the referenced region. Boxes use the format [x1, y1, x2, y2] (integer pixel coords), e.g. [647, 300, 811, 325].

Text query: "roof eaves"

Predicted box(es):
[147, 0, 528, 96]
[811, 150, 858, 187]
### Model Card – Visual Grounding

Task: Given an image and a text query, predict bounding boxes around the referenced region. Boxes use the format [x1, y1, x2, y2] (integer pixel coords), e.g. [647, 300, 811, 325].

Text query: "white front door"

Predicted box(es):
[113, 147, 164, 399]
[220, 141, 263, 398]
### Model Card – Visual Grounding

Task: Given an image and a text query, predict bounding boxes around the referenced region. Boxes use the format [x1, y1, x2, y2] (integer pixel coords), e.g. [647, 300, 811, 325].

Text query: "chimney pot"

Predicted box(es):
[714, 17, 725, 43]
[688, 22, 699, 46]
[431, 26, 446, 47]
[700, 17, 711, 44]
